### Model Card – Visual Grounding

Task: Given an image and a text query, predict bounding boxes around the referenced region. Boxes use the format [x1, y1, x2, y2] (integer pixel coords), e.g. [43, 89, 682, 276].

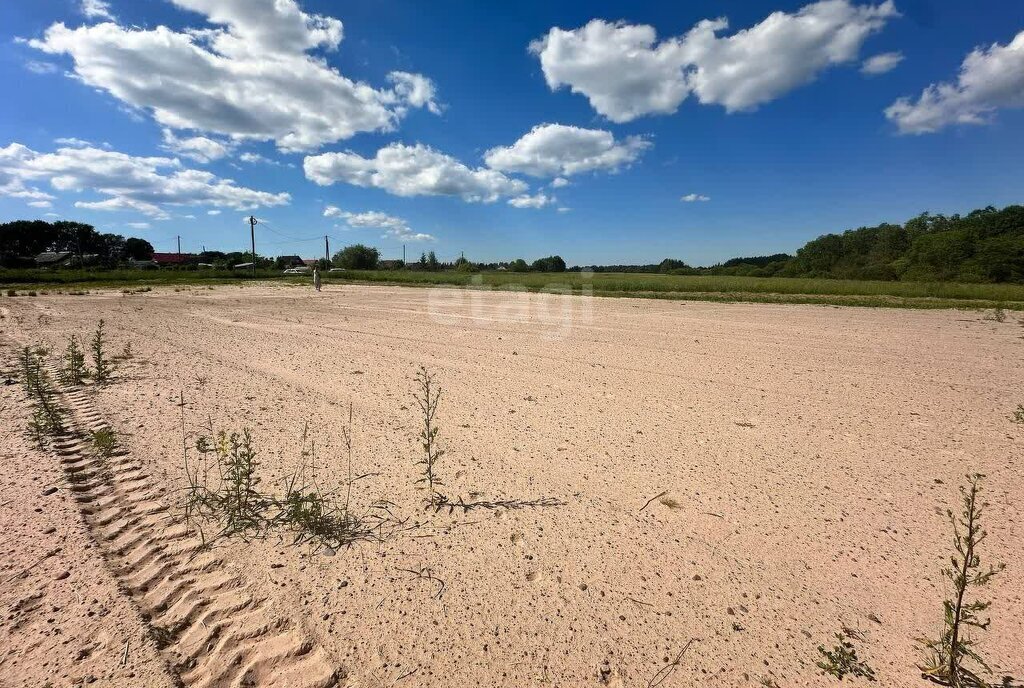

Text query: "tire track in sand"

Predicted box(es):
[37, 364, 342, 688]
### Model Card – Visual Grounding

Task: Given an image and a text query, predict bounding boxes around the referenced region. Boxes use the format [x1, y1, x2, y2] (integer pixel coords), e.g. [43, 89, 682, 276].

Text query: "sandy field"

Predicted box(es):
[1, 283, 1021, 688]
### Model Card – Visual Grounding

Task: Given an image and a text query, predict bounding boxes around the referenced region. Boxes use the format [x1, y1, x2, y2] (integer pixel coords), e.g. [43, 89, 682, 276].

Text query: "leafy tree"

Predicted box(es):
[426, 251, 440, 271]
[792, 234, 843, 276]
[970, 234, 1024, 283]
[531, 255, 566, 272]
[906, 231, 973, 281]
[658, 258, 690, 273]
[332, 244, 380, 270]
[124, 237, 154, 261]
[508, 258, 529, 272]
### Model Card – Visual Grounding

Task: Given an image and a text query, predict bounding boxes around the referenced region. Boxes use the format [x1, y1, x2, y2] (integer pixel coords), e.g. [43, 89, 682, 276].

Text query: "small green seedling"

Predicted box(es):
[91, 319, 110, 383]
[817, 625, 875, 681]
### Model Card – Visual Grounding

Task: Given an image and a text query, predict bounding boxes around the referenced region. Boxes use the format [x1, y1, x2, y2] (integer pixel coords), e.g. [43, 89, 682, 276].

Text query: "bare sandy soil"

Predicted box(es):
[1, 283, 1021, 688]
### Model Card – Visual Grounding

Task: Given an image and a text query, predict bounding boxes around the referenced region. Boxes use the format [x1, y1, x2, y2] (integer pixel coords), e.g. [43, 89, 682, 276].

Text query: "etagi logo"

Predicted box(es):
[426, 272, 595, 341]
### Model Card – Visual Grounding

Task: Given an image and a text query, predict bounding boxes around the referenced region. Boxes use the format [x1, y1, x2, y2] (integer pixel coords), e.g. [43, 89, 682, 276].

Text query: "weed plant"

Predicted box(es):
[91, 319, 109, 383]
[817, 625, 876, 681]
[187, 429, 270, 541]
[181, 403, 391, 549]
[60, 335, 87, 385]
[413, 366, 445, 508]
[918, 473, 1005, 687]
[90, 427, 117, 459]
[410, 367, 564, 515]
[19, 346, 66, 446]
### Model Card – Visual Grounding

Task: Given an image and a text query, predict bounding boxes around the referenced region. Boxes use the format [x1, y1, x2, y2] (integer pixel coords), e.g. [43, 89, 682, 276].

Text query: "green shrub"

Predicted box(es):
[60, 335, 87, 385]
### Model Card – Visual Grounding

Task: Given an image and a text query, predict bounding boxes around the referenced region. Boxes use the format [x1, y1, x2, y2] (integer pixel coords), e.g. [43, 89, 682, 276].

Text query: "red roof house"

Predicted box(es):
[152, 252, 196, 265]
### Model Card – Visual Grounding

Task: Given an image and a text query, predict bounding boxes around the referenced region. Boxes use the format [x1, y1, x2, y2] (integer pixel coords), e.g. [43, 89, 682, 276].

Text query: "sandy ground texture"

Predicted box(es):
[0, 283, 1021, 688]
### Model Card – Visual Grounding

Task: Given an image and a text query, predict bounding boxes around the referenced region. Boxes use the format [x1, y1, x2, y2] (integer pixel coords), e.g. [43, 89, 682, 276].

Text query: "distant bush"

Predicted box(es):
[531, 255, 566, 273]
[332, 244, 380, 270]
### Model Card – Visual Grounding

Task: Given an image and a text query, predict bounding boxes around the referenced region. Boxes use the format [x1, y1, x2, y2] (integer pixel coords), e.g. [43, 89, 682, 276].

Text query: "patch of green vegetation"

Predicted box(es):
[90, 427, 118, 459]
[4, 267, 1024, 308]
[182, 414, 388, 549]
[817, 625, 876, 681]
[0, 267, 301, 290]
[313, 271, 1024, 310]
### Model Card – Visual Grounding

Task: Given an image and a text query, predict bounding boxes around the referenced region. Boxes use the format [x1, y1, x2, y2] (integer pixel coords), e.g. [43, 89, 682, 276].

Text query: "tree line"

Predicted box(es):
[331, 245, 568, 273]
[5, 204, 1024, 282]
[777, 205, 1024, 282]
[0, 220, 155, 267]
[639, 205, 1024, 283]
[572, 204, 1024, 283]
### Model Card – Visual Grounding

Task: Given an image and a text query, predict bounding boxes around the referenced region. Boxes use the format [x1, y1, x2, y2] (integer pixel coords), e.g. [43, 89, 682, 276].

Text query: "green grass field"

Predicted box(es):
[3, 267, 1024, 310]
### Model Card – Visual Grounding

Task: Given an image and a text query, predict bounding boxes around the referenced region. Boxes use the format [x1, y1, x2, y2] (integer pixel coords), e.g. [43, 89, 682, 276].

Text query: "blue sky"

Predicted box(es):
[1, 0, 1022, 266]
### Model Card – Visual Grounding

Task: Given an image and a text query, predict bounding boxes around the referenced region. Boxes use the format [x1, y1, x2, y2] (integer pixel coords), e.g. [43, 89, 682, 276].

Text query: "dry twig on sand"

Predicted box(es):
[646, 639, 696, 688]
[640, 490, 668, 512]
[396, 565, 447, 599]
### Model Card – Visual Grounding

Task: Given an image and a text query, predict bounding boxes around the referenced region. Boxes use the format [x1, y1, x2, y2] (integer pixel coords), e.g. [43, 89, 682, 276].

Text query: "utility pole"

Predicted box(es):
[177, 235, 181, 256]
[325, 235, 330, 266]
[248, 215, 258, 278]
[403, 244, 406, 264]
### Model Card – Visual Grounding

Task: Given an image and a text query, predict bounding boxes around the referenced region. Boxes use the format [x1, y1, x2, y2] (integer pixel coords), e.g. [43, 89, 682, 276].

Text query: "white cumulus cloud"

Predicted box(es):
[681, 193, 710, 202]
[885, 30, 1024, 134]
[338, 210, 434, 241]
[484, 124, 650, 177]
[0, 142, 289, 220]
[28, 0, 440, 152]
[239, 152, 289, 166]
[80, 0, 114, 21]
[162, 129, 233, 163]
[529, 0, 898, 122]
[388, 71, 444, 115]
[861, 51, 903, 74]
[304, 143, 527, 203]
[508, 192, 556, 209]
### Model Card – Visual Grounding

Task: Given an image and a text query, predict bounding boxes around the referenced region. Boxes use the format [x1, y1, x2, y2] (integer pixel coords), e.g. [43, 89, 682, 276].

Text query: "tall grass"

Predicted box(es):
[5, 267, 1024, 306]
[326, 270, 1024, 303]
[0, 267, 285, 287]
